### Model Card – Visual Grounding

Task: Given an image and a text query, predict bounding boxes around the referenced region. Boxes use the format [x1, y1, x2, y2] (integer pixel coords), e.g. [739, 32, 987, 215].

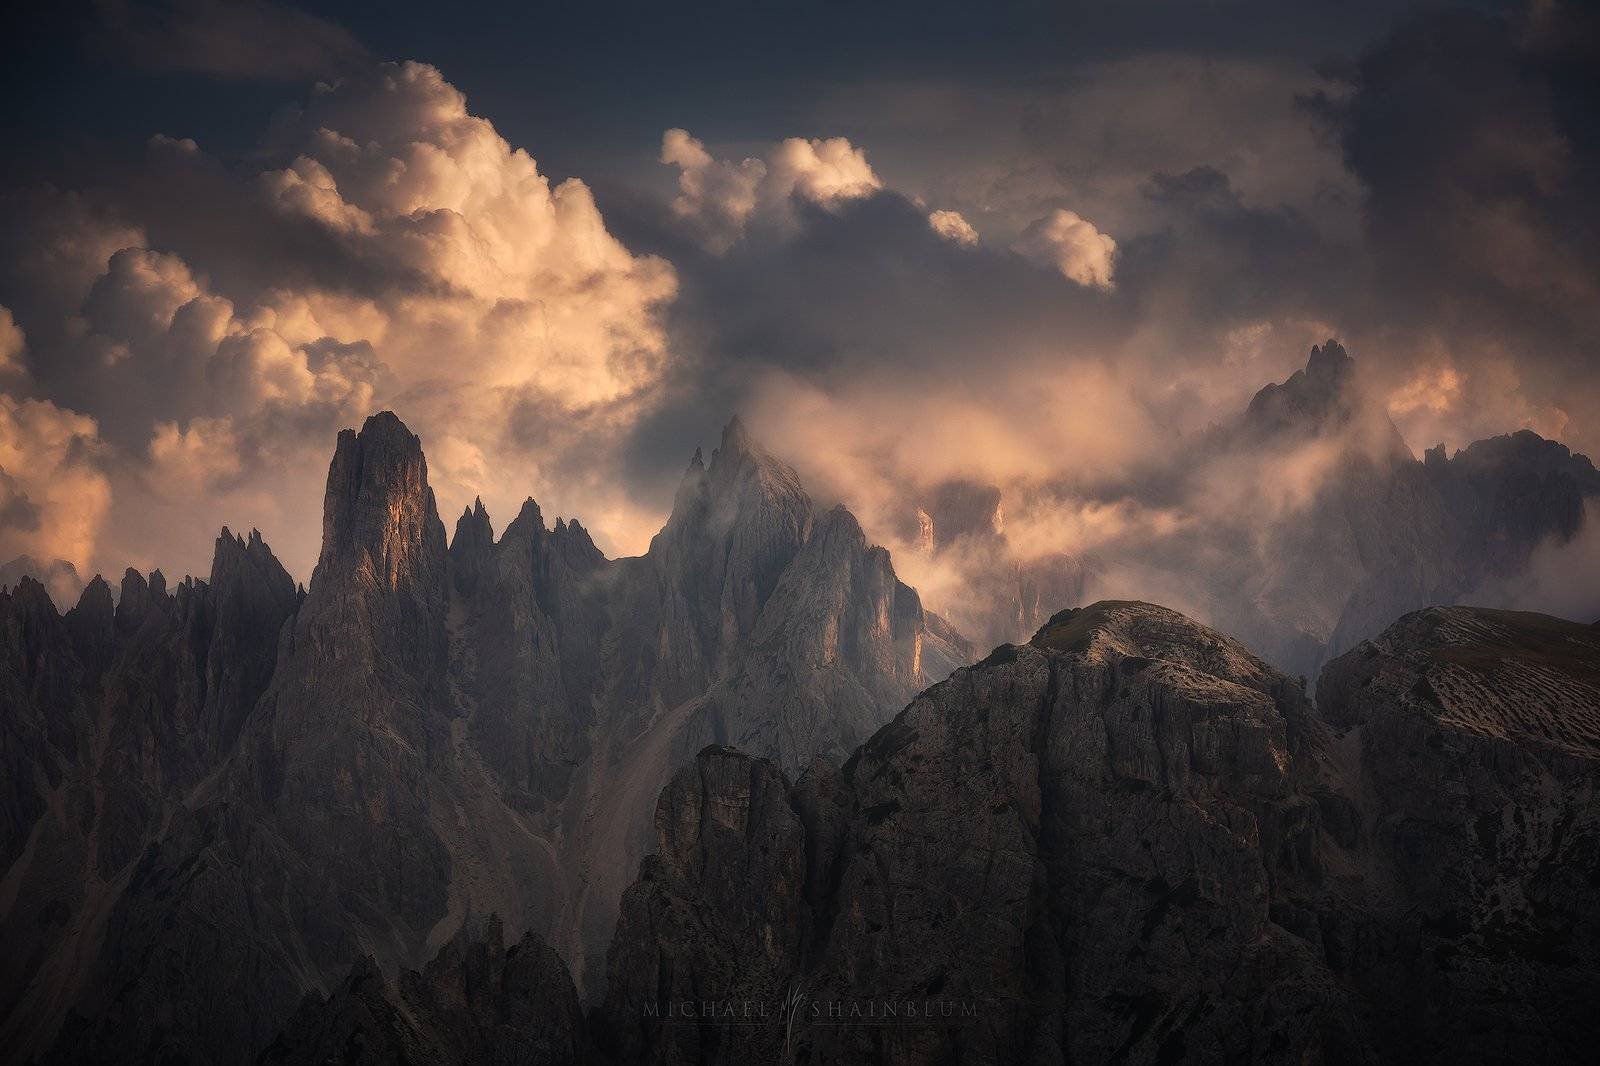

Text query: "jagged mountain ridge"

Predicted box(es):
[267, 599, 1600, 1065]
[0, 412, 952, 1065]
[910, 341, 1600, 679]
[589, 600, 1600, 1065]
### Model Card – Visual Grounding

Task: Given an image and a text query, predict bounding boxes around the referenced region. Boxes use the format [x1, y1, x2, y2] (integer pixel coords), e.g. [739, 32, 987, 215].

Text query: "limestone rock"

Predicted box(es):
[260, 917, 588, 1066]
[598, 600, 1600, 1065]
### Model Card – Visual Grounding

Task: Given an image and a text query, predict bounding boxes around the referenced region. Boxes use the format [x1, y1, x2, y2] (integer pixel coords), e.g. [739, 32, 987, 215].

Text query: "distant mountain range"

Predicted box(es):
[2, 343, 1597, 1064]
[904, 341, 1599, 676]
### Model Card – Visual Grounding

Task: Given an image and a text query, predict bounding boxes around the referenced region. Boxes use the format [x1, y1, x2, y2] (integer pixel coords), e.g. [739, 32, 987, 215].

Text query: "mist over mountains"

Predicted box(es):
[9, 339, 1597, 686]
[3, 2, 1598, 1062]
[3, 335, 1599, 1063]
[796, 340, 1599, 678]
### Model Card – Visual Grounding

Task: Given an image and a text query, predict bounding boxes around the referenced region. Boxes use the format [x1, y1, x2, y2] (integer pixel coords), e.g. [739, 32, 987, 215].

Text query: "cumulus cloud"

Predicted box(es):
[4, 0, 1597, 641]
[927, 209, 978, 246]
[660, 128, 881, 250]
[660, 129, 766, 253]
[0, 396, 111, 573]
[0, 61, 677, 580]
[1012, 208, 1117, 289]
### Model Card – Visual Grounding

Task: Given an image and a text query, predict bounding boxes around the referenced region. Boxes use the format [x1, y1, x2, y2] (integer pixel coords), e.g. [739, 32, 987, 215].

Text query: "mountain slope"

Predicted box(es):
[595, 600, 1600, 1065]
[1, 411, 945, 1064]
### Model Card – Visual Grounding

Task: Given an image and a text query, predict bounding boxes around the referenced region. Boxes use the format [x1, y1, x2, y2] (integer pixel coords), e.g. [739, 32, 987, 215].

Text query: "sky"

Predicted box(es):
[0, 0, 1596, 603]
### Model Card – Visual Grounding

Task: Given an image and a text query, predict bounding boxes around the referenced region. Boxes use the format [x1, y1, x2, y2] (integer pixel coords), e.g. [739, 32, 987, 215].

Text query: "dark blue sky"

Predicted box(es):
[3, 1, 1410, 189]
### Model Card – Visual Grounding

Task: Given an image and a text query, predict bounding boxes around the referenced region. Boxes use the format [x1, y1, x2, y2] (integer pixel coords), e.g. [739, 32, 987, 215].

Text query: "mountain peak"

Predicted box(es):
[210, 527, 293, 609]
[720, 414, 752, 456]
[1239, 339, 1413, 463]
[316, 411, 446, 596]
[503, 497, 546, 541]
[1305, 338, 1352, 387]
[449, 497, 496, 597]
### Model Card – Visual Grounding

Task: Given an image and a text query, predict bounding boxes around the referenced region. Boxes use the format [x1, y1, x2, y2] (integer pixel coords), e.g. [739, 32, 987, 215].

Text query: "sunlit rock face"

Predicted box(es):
[1, 410, 941, 1064]
[597, 600, 1600, 1066]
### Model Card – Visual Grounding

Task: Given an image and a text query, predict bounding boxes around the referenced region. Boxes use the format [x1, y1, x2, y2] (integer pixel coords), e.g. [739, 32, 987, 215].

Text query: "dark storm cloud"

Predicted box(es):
[91, 0, 369, 81]
[610, 187, 1134, 494]
[1306, 0, 1600, 451]
[1120, 166, 1357, 333]
[0, 472, 42, 533]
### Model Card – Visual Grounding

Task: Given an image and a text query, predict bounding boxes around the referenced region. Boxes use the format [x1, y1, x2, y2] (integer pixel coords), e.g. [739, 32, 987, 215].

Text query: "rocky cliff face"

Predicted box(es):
[1, 410, 944, 1064]
[259, 917, 588, 1066]
[1313, 607, 1600, 1062]
[0, 529, 297, 1061]
[596, 600, 1600, 1065]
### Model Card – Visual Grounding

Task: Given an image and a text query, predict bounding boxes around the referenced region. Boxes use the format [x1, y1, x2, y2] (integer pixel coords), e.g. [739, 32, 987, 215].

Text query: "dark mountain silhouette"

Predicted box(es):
[0, 412, 947, 1064]
[3, 380, 1597, 1065]
[268, 600, 1600, 1065]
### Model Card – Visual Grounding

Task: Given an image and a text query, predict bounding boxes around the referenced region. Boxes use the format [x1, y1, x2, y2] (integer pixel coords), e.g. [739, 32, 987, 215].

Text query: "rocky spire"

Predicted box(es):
[66, 573, 116, 668]
[651, 417, 814, 673]
[1244, 338, 1358, 433]
[205, 527, 298, 749]
[210, 527, 294, 604]
[314, 411, 447, 600]
[500, 497, 546, 545]
[116, 568, 153, 635]
[449, 497, 495, 597]
[718, 413, 754, 457]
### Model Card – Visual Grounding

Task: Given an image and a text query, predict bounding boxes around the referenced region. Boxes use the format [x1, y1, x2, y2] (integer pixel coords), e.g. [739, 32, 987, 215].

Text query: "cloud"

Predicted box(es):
[1012, 208, 1117, 289]
[660, 129, 766, 253]
[0, 396, 110, 573]
[92, 0, 369, 81]
[827, 53, 1358, 250]
[1461, 502, 1600, 625]
[0, 61, 677, 580]
[1307, 0, 1600, 459]
[659, 128, 882, 250]
[0, 307, 25, 386]
[927, 209, 978, 246]
[5, 4, 1597, 644]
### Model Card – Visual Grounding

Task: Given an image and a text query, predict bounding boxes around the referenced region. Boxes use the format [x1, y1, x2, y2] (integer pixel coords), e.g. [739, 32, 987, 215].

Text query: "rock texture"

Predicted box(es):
[0, 527, 298, 1061]
[260, 917, 588, 1066]
[597, 600, 1600, 1065]
[1313, 607, 1600, 1063]
[1, 411, 945, 1064]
